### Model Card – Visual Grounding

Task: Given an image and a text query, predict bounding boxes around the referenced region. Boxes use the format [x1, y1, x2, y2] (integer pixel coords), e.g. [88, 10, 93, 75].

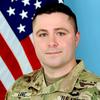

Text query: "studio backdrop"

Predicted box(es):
[65, 0, 100, 76]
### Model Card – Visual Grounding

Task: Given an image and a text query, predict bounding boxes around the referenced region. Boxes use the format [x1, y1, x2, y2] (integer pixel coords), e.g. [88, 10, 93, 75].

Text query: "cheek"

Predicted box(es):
[60, 36, 76, 50]
[68, 35, 76, 46]
[34, 41, 47, 52]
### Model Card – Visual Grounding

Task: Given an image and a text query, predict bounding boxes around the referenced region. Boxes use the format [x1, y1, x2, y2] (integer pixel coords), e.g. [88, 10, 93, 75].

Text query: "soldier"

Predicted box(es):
[5, 3, 100, 100]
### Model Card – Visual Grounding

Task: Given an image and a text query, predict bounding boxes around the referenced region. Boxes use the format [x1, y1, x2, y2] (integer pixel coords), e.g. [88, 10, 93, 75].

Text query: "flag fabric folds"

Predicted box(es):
[0, 0, 64, 99]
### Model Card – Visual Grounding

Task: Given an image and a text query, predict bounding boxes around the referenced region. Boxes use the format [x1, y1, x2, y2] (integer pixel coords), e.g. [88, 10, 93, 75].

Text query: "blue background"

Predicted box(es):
[65, 0, 100, 76]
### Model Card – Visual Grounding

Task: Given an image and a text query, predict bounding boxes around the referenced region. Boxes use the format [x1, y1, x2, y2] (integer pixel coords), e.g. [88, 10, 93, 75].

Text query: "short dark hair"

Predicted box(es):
[33, 3, 78, 33]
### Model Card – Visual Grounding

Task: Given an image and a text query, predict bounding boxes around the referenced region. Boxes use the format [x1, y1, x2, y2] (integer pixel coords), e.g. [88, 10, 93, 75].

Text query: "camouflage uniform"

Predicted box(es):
[5, 60, 100, 100]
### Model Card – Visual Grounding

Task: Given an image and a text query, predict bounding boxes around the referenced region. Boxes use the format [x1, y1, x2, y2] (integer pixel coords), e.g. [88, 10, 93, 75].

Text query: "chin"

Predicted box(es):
[43, 60, 63, 68]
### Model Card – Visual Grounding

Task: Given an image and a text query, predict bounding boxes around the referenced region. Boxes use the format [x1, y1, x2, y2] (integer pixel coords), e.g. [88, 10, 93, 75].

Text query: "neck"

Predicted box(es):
[42, 58, 77, 79]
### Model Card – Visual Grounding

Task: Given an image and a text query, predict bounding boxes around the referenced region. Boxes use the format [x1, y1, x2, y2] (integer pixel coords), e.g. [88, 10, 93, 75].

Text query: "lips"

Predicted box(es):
[45, 51, 62, 55]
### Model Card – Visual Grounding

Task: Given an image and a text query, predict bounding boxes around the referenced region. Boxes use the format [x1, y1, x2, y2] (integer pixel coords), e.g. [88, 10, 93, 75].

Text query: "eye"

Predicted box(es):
[57, 32, 66, 36]
[38, 33, 48, 37]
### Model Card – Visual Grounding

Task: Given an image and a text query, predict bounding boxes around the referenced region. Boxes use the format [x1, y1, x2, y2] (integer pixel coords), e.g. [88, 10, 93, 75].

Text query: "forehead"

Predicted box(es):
[32, 12, 75, 32]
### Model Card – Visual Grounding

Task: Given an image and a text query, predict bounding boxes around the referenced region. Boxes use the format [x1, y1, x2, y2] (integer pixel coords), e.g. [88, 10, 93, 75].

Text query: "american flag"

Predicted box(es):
[0, 0, 64, 99]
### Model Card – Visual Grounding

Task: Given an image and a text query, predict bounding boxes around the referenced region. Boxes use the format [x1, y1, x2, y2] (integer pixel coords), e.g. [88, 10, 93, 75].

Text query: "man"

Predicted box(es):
[5, 3, 100, 100]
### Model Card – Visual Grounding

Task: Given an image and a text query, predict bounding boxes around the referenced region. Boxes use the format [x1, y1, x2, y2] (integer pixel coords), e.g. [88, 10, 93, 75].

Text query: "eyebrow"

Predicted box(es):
[35, 27, 70, 35]
[36, 29, 48, 35]
[54, 28, 70, 33]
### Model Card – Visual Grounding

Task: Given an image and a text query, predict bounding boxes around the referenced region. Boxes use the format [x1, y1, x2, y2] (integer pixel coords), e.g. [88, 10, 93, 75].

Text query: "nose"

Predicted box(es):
[48, 35, 58, 48]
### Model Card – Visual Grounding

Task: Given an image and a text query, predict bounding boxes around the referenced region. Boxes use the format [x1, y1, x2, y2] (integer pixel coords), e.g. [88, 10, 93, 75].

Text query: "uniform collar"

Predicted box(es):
[30, 60, 85, 94]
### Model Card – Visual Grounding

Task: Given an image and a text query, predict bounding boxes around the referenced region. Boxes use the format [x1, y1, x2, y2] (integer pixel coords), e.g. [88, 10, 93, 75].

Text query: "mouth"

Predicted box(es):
[45, 51, 62, 55]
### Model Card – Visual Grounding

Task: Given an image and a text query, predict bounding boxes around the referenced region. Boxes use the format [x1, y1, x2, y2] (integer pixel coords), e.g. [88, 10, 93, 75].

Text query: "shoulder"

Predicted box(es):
[78, 69, 100, 88]
[76, 69, 100, 98]
[5, 69, 42, 99]
[12, 68, 42, 90]
[79, 69, 100, 89]
[73, 69, 100, 99]
[79, 69, 100, 82]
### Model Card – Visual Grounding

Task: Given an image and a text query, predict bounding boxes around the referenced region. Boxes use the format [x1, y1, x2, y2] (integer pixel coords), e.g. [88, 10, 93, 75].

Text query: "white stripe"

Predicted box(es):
[29, 33, 34, 45]
[0, 57, 15, 90]
[0, 11, 33, 74]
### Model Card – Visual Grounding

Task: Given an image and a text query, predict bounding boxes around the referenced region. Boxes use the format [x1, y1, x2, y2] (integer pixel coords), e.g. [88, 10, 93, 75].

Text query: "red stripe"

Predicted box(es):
[0, 81, 7, 100]
[0, 34, 23, 80]
[21, 36, 41, 70]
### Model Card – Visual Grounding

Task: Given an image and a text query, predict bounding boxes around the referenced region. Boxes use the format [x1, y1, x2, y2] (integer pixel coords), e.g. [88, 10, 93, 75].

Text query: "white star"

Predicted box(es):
[11, 0, 17, 2]
[34, 0, 42, 9]
[58, 0, 64, 3]
[17, 24, 26, 33]
[19, 10, 28, 19]
[7, 7, 15, 16]
[22, 0, 30, 6]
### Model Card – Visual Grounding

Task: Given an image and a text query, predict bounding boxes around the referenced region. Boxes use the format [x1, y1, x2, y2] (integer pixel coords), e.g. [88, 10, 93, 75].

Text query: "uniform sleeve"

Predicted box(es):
[4, 76, 25, 100]
[4, 72, 35, 100]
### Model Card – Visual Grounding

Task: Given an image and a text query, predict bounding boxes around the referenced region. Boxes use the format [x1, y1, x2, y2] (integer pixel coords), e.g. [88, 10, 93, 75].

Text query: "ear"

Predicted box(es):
[75, 32, 80, 48]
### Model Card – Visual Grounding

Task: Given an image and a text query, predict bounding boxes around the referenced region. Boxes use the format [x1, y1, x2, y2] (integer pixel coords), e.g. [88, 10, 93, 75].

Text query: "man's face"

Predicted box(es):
[32, 12, 80, 68]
